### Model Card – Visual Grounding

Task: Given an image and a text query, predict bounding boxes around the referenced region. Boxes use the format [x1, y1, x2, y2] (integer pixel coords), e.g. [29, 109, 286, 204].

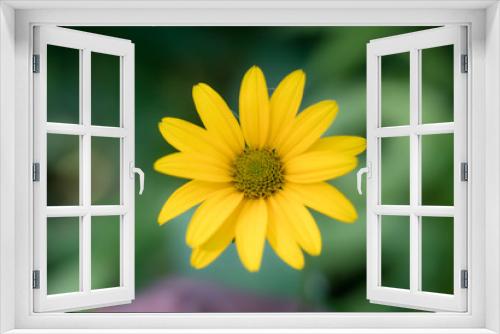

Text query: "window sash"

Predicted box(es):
[32, 26, 135, 312]
[366, 26, 468, 312]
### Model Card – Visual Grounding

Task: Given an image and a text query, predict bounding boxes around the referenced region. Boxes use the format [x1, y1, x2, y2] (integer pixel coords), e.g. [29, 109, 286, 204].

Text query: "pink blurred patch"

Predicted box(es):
[94, 276, 304, 313]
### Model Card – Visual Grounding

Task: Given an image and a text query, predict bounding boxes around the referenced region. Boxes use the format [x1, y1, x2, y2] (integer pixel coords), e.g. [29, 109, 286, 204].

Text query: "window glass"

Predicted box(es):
[47, 45, 80, 124]
[421, 134, 454, 206]
[91, 52, 121, 127]
[47, 134, 80, 206]
[381, 52, 410, 127]
[47, 217, 80, 295]
[381, 215, 410, 289]
[91, 216, 121, 289]
[421, 45, 454, 124]
[421, 217, 454, 294]
[91, 137, 121, 205]
[381, 136, 410, 205]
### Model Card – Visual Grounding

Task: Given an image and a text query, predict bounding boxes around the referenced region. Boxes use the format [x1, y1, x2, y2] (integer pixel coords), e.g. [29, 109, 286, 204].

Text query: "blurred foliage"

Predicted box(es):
[381, 216, 410, 289]
[46, 27, 456, 312]
[381, 136, 410, 205]
[47, 217, 80, 294]
[381, 52, 410, 127]
[91, 216, 121, 290]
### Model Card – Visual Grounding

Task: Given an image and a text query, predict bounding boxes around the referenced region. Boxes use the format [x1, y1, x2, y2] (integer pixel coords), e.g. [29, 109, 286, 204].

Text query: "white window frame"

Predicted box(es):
[0, 1, 499, 333]
[32, 26, 135, 312]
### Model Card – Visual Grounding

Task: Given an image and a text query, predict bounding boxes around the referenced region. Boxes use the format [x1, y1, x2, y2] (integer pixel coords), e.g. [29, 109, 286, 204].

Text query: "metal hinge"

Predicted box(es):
[32, 270, 40, 289]
[461, 162, 468, 182]
[32, 54, 40, 73]
[32, 163, 40, 182]
[461, 54, 468, 73]
[461, 269, 468, 289]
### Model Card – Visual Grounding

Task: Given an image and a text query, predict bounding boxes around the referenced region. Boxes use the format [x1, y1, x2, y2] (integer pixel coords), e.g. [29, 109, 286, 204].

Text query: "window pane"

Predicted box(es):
[381, 136, 410, 205]
[421, 45, 454, 124]
[421, 134, 454, 206]
[91, 52, 120, 127]
[47, 134, 80, 206]
[47, 217, 80, 295]
[421, 217, 454, 294]
[381, 52, 410, 127]
[47, 45, 80, 124]
[91, 137, 121, 205]
[381, 215, 410, 289]
[92, 216, 120, 289]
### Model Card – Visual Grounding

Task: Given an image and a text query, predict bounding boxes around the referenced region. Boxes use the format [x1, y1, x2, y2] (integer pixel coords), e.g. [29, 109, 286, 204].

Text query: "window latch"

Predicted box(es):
[130, 162, 145, 195]
[356, 162, 371, 195]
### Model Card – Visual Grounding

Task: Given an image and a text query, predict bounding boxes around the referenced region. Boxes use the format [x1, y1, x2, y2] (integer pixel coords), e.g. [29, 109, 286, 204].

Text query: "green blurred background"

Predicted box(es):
[45, 27, 455, 312]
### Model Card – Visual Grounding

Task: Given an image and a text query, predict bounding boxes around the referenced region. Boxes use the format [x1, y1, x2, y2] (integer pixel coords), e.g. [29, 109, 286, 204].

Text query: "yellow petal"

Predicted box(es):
[192, 83, 245, 155]
[158, 117, 232, 161]
[285, 151, 357, 183]
[268, 70, 306, 146]
[277, 100, 338, 161]
[267, 200, 304, 270]
[154, 152, 232, 183]
[186, 188, 244, 247]
[239, 66, 270, 149]
[268, 192, 321, 256]
[235, 199, 268, 272]
[190, 248, 221, 270]
[309, 136, 366, 156]
[157, 180, 230, 225]
[286, 182, 358, 223]
[190, 206, 241, 269]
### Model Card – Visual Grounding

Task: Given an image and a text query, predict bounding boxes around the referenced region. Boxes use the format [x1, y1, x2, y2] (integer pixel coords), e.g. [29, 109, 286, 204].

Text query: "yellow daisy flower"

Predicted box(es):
[154, 66, 366, 272]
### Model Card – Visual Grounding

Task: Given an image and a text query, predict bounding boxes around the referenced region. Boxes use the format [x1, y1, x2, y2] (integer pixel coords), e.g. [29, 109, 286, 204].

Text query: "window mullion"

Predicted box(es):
[80, 48, 92, 293]
[409, 48, 422, 293]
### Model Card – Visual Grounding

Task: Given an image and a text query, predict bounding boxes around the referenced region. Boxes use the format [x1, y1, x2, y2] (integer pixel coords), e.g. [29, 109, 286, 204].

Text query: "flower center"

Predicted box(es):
[233, 148, 285, 199]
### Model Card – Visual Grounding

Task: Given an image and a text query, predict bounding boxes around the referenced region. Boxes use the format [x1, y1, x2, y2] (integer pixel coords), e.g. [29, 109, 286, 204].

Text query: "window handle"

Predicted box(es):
[356, 163, 371, 195]
[130, 162, 145, 195]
